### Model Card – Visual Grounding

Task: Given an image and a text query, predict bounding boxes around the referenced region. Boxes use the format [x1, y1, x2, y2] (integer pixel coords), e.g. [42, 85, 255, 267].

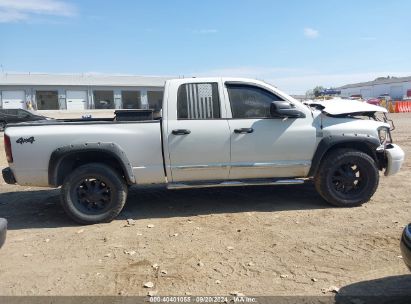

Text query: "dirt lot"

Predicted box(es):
[0, 113, 410, 297]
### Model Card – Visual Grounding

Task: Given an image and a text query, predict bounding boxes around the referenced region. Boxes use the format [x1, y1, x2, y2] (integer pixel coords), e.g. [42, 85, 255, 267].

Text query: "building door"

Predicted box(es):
[66, 90, 88, 110]
[93, 91, 114, 109]
[121, 91, 141, 109]
[2, 91, 26, 109]
[148, 91, 164, 111]
[390, 86, 403, 99]
[360, 89, 372, 99]
[36, 91, 59, 110]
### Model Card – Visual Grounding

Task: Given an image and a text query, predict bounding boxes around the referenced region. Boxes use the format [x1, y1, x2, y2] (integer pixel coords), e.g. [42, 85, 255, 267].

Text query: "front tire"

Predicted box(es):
[315, 149, 379, 207]
[61, 163, 128, 224]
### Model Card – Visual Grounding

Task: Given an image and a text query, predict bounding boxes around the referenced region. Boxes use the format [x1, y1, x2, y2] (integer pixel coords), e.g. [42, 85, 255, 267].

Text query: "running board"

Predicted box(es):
[167, 179, 305, 190]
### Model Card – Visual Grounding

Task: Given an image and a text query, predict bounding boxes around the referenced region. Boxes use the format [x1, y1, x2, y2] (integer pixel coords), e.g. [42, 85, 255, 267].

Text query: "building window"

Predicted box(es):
[36, 91, 59, 110]
[122, 91, 141, 109]
[177, 83, 220, 119]
[93, 90, 114, 109]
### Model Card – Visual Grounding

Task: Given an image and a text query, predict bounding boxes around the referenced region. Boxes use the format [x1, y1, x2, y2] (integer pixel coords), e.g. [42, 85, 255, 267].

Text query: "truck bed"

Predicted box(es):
[5, 118, 165, 187]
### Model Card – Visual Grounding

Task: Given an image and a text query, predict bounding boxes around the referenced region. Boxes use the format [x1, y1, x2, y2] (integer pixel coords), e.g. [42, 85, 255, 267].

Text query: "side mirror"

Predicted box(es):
[270, 101, 306, 118]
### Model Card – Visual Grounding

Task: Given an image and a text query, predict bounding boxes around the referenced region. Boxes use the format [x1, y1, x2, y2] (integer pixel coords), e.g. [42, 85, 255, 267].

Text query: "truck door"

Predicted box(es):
[224, 82, 316, 180]
[166, 80, 231, 182]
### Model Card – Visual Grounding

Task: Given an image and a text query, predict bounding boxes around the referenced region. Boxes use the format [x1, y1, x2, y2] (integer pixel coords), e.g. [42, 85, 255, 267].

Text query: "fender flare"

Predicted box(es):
[308, 135, 381, 177]
[48, 142, 136, 186]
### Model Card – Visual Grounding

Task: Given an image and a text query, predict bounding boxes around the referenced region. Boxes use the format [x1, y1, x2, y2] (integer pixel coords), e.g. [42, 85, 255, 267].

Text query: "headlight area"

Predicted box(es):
[378, 126, 392, 146]
[376, 127, 397, 173]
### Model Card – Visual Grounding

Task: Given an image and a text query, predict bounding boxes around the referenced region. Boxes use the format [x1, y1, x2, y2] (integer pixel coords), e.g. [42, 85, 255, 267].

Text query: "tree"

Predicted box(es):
[313, 86, 325, 98]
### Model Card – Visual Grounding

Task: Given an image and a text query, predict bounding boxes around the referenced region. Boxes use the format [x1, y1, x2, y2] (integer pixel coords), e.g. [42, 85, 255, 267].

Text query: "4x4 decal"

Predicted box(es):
[16, 137, 35, 144]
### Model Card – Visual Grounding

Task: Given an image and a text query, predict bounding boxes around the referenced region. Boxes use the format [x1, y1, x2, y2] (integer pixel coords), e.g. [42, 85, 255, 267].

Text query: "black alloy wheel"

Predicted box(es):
[72, 177, 113, 215]
[61, 163, 128, 224]
[315, 149, 379, 207]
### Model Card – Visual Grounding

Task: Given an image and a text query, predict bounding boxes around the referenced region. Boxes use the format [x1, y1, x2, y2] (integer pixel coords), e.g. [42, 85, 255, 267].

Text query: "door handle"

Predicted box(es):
[234, 128, 254, 134]
[172, 129, 191, 135]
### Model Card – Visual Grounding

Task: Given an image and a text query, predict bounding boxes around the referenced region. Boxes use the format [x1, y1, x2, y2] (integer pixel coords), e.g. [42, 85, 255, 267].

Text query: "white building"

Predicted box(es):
[339, 76, 411, 100]
[0, 73, 172, 111]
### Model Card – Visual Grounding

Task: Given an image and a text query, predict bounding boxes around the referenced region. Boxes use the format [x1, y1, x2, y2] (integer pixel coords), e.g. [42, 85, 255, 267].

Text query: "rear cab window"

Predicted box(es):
[177, 83, 221, 119]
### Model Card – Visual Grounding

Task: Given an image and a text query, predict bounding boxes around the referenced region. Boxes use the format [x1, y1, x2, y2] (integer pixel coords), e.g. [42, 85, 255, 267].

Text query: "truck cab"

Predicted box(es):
[163, 78, 316, 183]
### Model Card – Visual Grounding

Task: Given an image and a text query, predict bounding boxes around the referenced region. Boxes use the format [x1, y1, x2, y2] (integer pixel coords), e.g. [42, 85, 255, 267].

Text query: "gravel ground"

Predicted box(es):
[0, 113, 410, 296]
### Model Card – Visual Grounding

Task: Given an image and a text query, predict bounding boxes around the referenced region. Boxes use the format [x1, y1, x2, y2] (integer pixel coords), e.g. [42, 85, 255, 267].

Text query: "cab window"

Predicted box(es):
[177, 83, 221, 119]
[226, 83, 284, 119]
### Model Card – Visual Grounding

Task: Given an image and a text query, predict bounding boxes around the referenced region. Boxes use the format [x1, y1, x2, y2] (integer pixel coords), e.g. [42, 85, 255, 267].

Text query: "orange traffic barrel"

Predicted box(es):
[395, 102, 400, 113]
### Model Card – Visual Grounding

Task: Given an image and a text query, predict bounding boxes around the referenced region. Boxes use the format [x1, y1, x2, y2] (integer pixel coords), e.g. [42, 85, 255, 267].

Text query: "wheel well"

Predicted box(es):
[309, 139, 381, 177]
[54, 151, 128, 186]
[325, 142, 377, 161]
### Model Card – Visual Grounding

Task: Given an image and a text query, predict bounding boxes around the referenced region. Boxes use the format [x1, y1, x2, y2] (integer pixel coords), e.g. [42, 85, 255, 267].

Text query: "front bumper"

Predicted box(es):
[400, 224, 411, 271]
[0, 218, 7, 249]
[384, 144, 405, 176]
[2, 167, 16, 184]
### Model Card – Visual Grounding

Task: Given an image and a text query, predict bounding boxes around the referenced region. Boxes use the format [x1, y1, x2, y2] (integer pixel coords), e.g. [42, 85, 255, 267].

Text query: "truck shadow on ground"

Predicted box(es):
[0, 183, 331, 230]
[335, 274, 411, 304]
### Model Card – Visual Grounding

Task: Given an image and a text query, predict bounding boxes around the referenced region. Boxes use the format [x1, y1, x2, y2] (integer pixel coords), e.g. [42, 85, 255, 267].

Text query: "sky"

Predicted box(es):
[0, 0, 411, 94]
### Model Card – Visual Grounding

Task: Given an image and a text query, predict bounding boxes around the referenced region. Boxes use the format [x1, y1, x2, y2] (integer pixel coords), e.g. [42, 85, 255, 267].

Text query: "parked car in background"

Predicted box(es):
[0, 218, 6, 249]
[366, 98, 381, 106]
[349, 94, 362, 100]
[0, 109, 51, 131]
[378, 94, 392, 102]
[400, 223, 411, 271]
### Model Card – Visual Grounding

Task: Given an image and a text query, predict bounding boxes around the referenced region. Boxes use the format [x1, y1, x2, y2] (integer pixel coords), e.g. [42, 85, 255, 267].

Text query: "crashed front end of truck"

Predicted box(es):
[306, 98, 405, 177]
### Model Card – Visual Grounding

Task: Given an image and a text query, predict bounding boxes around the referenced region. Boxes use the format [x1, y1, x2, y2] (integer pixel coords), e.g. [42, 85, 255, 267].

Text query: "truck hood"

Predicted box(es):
[308, 99, 388, 116]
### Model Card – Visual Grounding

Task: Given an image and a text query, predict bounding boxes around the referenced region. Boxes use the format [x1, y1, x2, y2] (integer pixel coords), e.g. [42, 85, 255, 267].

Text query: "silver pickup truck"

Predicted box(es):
[2, 78, 405, 224]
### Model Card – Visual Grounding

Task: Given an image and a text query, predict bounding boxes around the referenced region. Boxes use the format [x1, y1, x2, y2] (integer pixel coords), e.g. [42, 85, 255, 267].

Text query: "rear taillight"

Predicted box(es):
[4, 135, 13, 163]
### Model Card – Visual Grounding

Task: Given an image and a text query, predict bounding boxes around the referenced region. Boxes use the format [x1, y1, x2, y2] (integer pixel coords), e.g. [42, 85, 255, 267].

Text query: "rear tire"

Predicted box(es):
[315, 149, 379, 207]
[61, 163, 128, 224]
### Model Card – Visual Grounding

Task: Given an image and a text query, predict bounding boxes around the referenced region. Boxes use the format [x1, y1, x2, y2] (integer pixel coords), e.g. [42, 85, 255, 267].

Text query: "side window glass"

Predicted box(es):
[17, 109, 27, 118]
[177, 83, 221, 119]
[226, 84, 284, 119]
[7, 109, 18, 116]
